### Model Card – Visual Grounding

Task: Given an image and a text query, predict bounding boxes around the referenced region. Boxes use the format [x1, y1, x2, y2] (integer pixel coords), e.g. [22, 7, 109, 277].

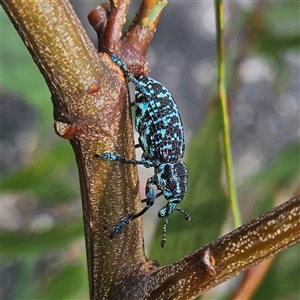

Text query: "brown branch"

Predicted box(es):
[1, 0, 154, 298]
[126, 195, 300, 299]
[102, 0, 130, 52]
[119, 0, 167, 75]
[88, 0, 167, 76]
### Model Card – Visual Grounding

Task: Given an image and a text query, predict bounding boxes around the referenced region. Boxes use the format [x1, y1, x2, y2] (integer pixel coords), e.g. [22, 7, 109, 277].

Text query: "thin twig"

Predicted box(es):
[215, 0, 241, 227]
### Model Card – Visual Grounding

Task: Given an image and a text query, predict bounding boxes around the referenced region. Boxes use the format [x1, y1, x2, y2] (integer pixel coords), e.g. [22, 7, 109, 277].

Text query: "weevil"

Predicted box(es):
[96, 52, 190, 247]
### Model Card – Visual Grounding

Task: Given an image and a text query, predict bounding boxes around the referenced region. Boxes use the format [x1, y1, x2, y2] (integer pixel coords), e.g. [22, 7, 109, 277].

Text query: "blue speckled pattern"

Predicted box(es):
[96, 53, 190, 247]
[135, 76, 185, 164]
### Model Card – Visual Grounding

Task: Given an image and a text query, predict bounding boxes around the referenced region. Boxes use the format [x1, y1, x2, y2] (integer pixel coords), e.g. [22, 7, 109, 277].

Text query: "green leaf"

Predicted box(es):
[243, 141, 300, 215]
[2, 219, 84, 260]
[37, 264, 88, 300]
[2, 142, 79, 204]
[6, 260, 38, 299]
[254, 142, 300, 188]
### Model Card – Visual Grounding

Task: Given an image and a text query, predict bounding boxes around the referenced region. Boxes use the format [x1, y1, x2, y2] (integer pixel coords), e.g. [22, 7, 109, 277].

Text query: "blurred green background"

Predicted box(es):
[1, 1, 299, 299]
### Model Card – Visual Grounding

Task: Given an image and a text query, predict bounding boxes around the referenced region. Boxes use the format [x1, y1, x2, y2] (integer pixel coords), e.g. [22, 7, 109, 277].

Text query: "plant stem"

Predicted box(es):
[215, 0, 241, 227]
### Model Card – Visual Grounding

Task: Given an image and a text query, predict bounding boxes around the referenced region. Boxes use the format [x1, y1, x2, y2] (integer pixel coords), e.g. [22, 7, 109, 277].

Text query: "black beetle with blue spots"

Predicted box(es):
[96, 52, 190, 247]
